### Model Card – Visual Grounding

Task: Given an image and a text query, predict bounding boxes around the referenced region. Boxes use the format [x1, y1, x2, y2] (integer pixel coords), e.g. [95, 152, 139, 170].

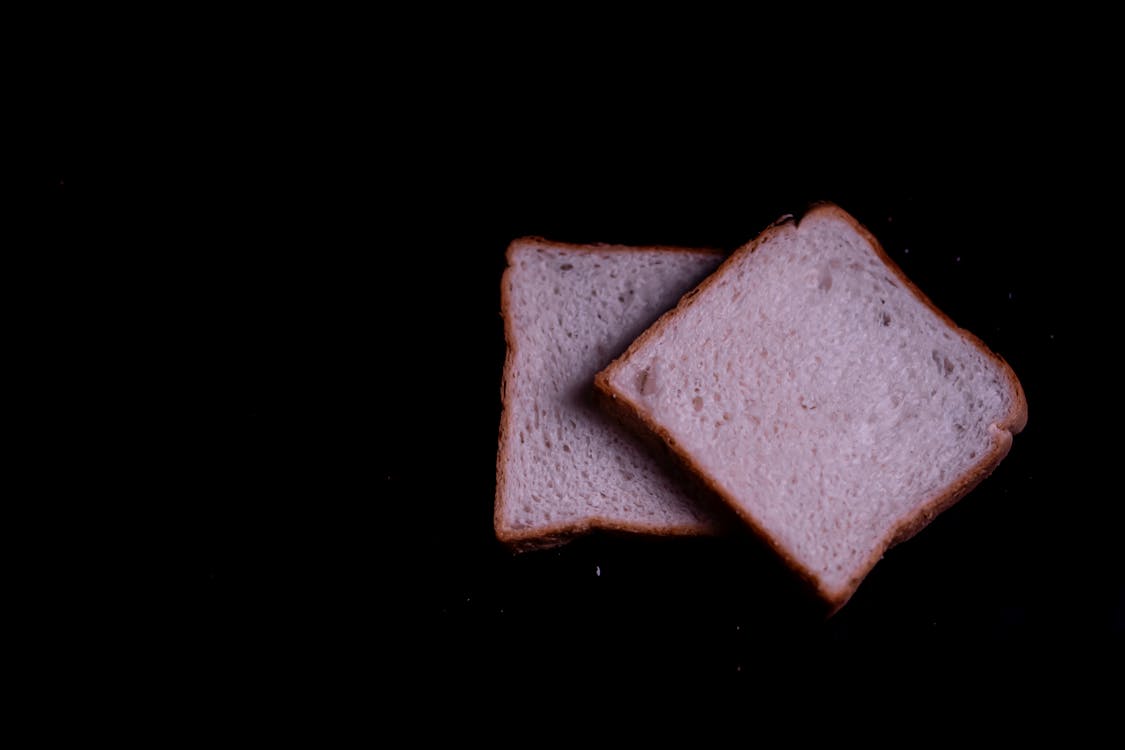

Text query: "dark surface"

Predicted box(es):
[27, 34, 1121, 703]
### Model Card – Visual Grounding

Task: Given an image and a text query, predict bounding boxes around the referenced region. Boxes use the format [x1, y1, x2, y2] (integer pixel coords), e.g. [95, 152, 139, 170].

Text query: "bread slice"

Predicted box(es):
[496, 237, 727, 549]
[595, 203, 1027, 610]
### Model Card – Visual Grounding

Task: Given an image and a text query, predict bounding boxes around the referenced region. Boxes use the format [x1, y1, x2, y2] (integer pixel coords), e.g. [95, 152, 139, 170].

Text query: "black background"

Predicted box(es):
[25, 18, 1121, 709]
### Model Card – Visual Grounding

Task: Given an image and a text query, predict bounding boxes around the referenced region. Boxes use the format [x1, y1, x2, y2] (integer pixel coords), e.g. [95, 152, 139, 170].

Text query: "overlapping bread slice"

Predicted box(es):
[496, 237, 727, 550]
[596, 203, 1027, 610]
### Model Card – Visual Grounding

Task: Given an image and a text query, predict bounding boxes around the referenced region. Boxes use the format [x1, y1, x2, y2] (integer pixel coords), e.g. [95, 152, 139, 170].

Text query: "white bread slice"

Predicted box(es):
[595, 203, 1027, 610]
[496, 237, 727, 549]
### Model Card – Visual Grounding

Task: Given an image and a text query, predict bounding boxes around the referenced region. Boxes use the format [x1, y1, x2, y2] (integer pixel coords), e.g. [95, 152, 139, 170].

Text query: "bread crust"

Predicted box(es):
[595, 203, 1027, 612]
[495, 237, 727, 552]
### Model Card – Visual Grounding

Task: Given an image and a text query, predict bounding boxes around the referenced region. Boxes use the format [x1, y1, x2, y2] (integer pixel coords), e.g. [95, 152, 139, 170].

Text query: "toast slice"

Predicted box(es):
[595, 203, 1027, 610]
[496, 237, 727, 550]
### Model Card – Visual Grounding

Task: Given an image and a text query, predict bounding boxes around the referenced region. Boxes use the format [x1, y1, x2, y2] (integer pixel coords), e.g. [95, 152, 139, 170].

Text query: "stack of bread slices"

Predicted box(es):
[495, 203, 1026, 611]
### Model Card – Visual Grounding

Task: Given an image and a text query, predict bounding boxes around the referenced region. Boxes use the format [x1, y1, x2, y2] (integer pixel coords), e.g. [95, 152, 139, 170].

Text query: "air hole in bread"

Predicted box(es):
[637, 363, 663, 397]
[931, 350, 954, 376]
[692, 396, 703, 412]
[636, 368, 650, 395]
[559, 263, 573, 271]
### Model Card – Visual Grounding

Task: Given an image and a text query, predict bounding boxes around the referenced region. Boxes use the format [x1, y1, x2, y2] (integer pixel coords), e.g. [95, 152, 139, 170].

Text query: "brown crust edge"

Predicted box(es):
[495, 236, 727, 553]
[594, 203, 1028, 612]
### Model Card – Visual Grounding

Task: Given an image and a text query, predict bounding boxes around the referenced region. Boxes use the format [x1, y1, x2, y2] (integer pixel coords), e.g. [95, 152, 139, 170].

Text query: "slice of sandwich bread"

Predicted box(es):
[596, 203, 1027, 610]
[496, 237, 727, 550]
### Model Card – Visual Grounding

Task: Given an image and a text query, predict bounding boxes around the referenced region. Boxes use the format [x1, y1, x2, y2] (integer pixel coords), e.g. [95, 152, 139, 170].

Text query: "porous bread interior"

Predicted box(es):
[602, 209, 1022, 596]
[497, 241, 725, 540]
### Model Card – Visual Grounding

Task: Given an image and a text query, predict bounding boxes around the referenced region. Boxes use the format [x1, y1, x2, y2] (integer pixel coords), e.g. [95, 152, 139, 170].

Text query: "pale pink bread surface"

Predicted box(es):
[596, 203, 1027, 611]
[496, 237, 727, 550]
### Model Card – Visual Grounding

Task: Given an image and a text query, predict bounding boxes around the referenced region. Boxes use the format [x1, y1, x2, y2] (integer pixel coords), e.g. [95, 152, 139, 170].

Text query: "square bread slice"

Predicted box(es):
[595, 203, 1027, 610]
[496, 237, 727, 550]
